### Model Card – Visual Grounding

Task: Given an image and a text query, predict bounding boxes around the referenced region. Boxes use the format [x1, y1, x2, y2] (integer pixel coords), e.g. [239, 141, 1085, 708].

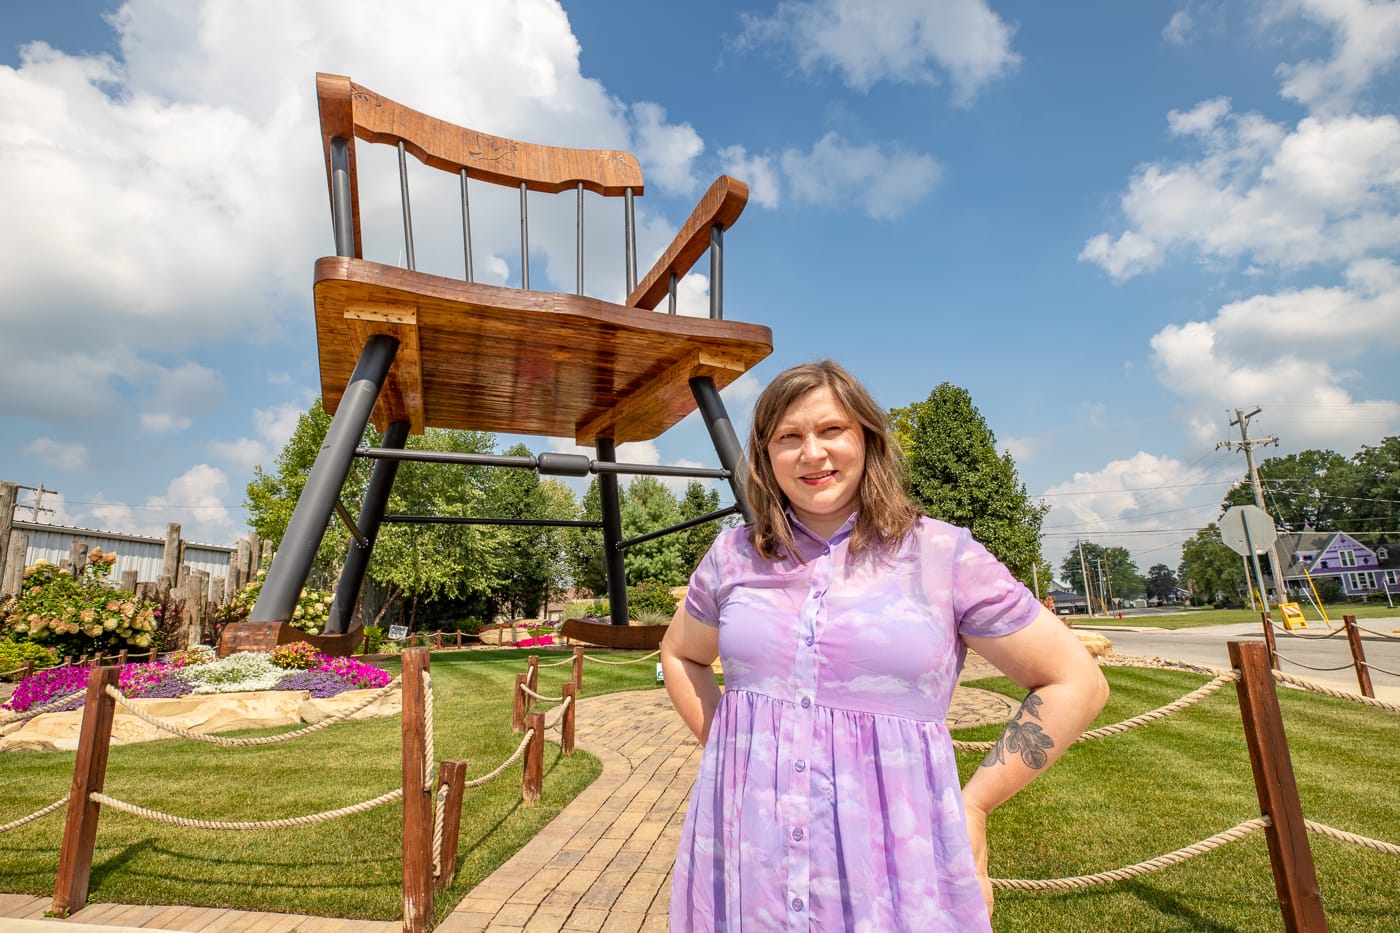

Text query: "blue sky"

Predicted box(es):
[2, 0, 1397, 581]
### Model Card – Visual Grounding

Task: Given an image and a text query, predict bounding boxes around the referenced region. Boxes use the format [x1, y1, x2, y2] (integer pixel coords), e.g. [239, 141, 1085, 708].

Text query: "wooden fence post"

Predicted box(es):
[400, 647, 433, 933]
[1227, 641, 1327, 932]
[572, 647, 584, 689]
[51, 666, 120, 916]
[560, 682, 577, 755]
[522, 711, 545, 804]
[526, 655, 539, 695]
[1341, 615, 1374, 699]
[3, 529, 29, 597]
[0, 481, 16, 584]
[159, 524, 182, 589]
[435, 761, 467, 891]
[512, 674, 528, 733]
[1260, 612, 1280, 670]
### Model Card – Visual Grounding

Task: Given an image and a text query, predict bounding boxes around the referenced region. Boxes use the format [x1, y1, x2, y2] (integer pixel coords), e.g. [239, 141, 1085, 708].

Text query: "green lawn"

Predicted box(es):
[1081, 602, 1400, 630]
[958, 667, 1400, 932]
[3, 653, 1396, 931]
[0, 648, 662, 927]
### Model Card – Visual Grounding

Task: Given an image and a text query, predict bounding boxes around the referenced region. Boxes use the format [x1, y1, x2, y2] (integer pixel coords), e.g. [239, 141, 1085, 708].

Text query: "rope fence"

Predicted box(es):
[1, 796, 67, 834]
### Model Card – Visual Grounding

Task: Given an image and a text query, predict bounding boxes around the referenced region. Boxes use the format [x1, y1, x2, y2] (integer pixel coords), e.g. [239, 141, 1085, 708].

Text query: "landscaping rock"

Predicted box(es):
[300, 686, 402, 724]
[1076, 630, 1114, 657]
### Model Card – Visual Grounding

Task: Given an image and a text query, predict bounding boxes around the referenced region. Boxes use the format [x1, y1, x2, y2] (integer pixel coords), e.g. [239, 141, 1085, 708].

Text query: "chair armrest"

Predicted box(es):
[626, 175, 748, 311]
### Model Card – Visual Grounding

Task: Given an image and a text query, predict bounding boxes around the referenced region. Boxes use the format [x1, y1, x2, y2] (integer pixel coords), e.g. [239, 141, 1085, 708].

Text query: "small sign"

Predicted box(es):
[656, 662, 665, 683]
[388, 624, 409, 641]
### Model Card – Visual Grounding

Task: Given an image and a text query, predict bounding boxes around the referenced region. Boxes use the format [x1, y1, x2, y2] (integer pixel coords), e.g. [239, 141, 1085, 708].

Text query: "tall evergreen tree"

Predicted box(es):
[891, 384, 1049, 586]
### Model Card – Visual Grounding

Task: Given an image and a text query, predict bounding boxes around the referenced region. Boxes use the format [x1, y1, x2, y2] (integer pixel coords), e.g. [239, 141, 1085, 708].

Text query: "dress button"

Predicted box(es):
[794, 760, 806, 772]
[805, 634, 814, 646]
[800, 697, 811, 709]
[792, 828, 804, 841]
[791, 897, 804, 912]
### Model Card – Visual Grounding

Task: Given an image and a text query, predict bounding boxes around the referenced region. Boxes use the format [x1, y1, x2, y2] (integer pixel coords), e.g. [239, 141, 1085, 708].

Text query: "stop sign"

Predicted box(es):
[1219, 505, 1277, 556]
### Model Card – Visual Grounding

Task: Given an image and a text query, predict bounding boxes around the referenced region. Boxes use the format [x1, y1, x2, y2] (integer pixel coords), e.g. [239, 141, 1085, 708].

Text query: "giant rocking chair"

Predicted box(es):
[217, 74, 771, 656]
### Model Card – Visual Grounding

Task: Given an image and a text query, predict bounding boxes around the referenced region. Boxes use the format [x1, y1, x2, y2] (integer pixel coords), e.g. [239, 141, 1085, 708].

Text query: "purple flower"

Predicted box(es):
[275, 669, 355, 698]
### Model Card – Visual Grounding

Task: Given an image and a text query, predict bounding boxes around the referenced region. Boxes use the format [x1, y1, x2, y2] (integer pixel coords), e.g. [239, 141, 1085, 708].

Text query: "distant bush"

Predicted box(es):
[627, 582, 678, 617]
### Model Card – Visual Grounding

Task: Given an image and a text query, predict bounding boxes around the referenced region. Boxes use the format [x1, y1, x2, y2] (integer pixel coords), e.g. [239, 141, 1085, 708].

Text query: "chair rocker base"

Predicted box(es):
[218, 621, 365, 658]
[560, 618, 667, 651]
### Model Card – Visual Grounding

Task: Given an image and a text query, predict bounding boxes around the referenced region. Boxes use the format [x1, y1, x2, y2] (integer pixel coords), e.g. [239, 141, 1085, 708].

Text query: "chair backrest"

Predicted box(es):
[317, 73, 647, 295]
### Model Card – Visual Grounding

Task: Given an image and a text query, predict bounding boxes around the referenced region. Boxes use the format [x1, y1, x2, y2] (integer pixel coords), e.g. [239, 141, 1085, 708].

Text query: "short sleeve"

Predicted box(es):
[683, 529, 730, 628]
[951, 528, 1041, 639]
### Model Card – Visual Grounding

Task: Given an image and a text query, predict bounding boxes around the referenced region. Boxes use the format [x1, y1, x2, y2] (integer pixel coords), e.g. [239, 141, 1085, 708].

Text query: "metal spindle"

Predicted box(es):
[460, 169, 474, 282]
[577, 182, 585, 295]
[708, 223, 723, 319]
[520, 182, 530, 289]
[330, 138, 355, 258]
[624, 187, 637, 295]
[668, 272, 678, 315]
[397, 141, 415, 270]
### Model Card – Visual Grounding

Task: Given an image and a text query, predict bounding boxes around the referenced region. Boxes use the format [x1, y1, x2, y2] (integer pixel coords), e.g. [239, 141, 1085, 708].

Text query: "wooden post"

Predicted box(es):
[433, 632, 442, 650]
[512, 674, 527, 733]
[3, 529, 29, 597]
[159, 524, 182, 589]
[51, 666, 120, 916]
[572, 646, 584, 689]
[526, 655, 539, 695]
[1227, 641, 1327, 932]
[0, 481, 15, 582]
[560, 682, 577, 755]
[522, 711, 545, 804]
[1260, 612, 1279, 670]
[67, 541, 89, 577]
[1341, 615, 1374, 699]
[119, 570, 138, 593]
[117, 650, 127, 666]
[400, 647, 433, 933]
[210, 576, 226, 608]
[434, 761, 467, 891]
[233, 537, 251, 592]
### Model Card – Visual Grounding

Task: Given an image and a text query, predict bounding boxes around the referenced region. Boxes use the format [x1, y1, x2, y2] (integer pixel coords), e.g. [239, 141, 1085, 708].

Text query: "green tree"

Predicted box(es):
[1178, 524, 1247, 607]
[1145, 563, 1178, 602]
[564, 479, 607, 596]
[620, 475, 687, 586]
[1340, 436, 1400, 545]
[1058, 541, 1145, 607]
[678, 480, 723, 572]
[892, 384, 1049, 586]
[1221, 448, 1352, 531]
[480, 443, 559, 620]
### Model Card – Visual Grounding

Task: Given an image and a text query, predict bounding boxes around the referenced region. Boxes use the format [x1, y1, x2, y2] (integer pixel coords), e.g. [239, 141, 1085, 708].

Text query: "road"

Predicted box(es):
[1079, 617, 1400, 704]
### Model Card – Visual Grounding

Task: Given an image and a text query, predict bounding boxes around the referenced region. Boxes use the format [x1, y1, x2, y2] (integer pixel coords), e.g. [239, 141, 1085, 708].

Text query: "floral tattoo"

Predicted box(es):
[981, 691, 1055, 771]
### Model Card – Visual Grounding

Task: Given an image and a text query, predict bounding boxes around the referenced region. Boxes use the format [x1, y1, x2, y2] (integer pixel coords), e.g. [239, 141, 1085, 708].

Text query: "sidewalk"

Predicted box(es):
[0, 666, 1015, 933]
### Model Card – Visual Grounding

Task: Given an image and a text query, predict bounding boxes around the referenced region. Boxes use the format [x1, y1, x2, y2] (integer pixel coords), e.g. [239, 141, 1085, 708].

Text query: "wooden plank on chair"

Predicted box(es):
[575, 348, 750, 445]
[344, 304, 425, 434]
[314, 258, 771, 443]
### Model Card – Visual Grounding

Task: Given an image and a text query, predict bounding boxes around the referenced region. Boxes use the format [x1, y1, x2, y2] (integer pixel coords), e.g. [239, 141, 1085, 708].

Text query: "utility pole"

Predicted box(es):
[1077, 541, 1094, 617]
[1217, 407, 1284, 603]
[15, 483, 57, 522]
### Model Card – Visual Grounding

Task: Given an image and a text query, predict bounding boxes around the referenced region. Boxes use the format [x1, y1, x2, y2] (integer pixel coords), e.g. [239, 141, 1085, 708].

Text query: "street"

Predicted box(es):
[1080, 617, 1400, 704]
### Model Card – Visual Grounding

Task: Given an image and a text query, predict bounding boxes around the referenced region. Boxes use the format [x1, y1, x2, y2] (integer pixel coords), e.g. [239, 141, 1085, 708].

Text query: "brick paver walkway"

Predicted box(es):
[0, 659, 1013, 933]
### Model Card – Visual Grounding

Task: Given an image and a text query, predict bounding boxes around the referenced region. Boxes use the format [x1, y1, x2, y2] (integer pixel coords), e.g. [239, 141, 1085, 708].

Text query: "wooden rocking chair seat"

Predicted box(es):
[315, 257, 772, 444]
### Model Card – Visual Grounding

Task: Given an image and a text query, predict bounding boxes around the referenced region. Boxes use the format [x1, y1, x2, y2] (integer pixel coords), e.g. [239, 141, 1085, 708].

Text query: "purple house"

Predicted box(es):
[1273, 532, 1400, 600]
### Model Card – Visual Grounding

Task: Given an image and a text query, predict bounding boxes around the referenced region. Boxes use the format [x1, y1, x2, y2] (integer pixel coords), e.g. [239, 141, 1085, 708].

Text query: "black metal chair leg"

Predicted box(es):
[595, 437, 629, 626]
[326, 418, 410, 633]
[690, 375, 752, 524]
[250, 334, 400, 625]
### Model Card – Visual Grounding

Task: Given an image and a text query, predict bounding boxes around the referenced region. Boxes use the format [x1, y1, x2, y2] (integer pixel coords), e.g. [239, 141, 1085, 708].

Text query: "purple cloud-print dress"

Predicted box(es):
[670, 514, 1040, 932]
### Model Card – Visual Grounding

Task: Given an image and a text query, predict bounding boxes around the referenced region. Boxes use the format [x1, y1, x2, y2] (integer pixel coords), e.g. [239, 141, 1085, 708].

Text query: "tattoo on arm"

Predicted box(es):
[980, 691, 1055, 771]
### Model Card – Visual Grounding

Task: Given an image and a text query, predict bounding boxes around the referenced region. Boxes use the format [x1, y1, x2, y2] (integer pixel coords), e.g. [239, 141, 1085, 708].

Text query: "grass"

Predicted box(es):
[956, 667, 1400, 932]
[1080, 602, 1400, 629]
[0, 648, 662, 926]
[4, 653, 1396, 930]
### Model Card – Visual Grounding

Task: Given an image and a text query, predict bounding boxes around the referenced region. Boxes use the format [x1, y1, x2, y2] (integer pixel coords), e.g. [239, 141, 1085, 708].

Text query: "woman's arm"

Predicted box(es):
[660, 604, 722, 744]
[960, 607, 1110, 911]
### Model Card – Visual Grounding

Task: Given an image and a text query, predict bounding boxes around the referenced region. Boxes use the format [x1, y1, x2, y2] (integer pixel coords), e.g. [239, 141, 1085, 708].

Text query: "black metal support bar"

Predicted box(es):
[576, 182, 585, 295]
[355, 446, 729, 479]
[690, 375, 752, 523]
[596, 438, 628, 626]
[624, 188, 636, 295]
[381, 515, 603, 528]
[249, 334, 399, 625]
[328, 419, 409, 634]
[668, 272, 678, 315]
[330, 138, 355, 258]
[520, 182, 530, 289]
[397, 141, 415, 270]
[619, 506, 739, 551]
[459, 169, 474, 282]
[709, 223, 723, 320]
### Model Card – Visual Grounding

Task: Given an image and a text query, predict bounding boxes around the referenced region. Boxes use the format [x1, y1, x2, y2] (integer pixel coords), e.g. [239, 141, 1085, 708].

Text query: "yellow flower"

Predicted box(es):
[80, 609, 97, 623]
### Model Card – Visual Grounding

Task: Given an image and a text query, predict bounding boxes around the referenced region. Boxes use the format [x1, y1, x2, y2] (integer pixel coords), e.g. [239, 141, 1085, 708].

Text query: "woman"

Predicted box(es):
[661, 360, 1108, 931]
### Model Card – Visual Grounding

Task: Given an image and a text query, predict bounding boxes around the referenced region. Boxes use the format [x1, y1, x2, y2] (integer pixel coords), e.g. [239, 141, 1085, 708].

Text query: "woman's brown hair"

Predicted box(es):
[745, 360, 918, 560]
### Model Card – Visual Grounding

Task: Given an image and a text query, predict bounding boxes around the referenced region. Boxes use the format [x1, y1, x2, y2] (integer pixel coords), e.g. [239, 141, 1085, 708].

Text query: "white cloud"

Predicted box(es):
[718, 145, 781, 209]
[736, 0, 1019, 104]
[144, 463, 237, 543]
[209, 399, 313, 474]
[1163, 10, 1195, 47]
[1272, 0, 1400, 114]
[24, 438, 91, 472]
[780, 132, 942, 220]
[630, 102, 704, 196]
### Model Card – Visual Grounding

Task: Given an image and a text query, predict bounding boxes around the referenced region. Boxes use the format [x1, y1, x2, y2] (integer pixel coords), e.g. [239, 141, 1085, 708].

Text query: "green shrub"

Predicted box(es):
[269, 641, 321, 670]
[0, 554, 163, 658]
[627, 582, 678, 616]
[361, 625, 387, 654]
[632, 610, 671, 626]
[0, 639, 60, 677]
[564, 599, 609, 619]
[229, 572, 334, 635]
